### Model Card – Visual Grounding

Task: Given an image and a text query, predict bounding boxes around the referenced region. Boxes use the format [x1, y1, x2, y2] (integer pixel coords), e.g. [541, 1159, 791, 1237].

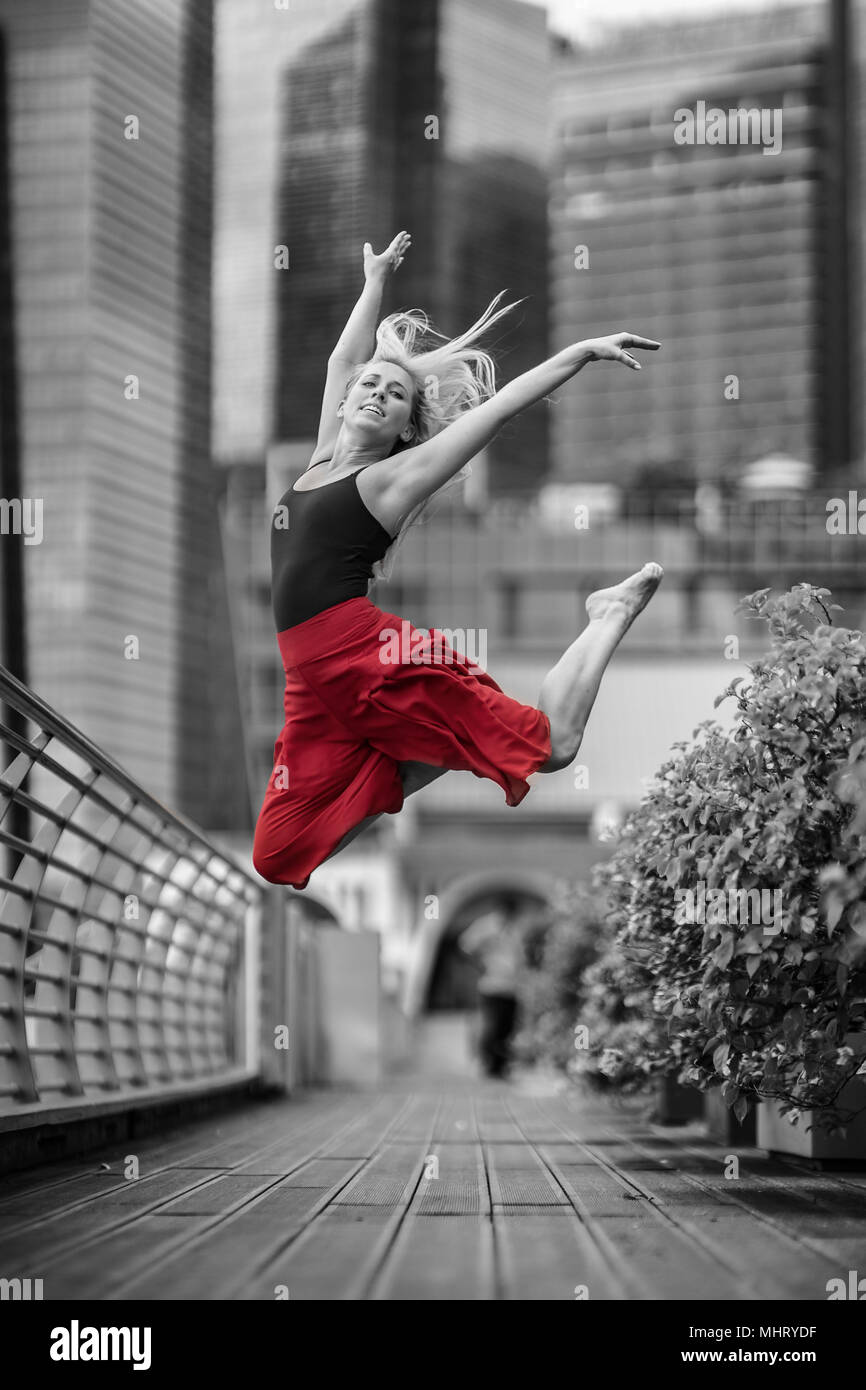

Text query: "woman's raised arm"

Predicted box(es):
[375, 332, 661, 520]
[311, 232, 411, 465]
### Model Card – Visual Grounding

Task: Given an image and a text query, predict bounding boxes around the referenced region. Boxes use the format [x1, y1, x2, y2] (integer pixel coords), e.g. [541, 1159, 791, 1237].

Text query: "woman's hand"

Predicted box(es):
[363, 231, 411, 283]
[578, 332, 661, 371]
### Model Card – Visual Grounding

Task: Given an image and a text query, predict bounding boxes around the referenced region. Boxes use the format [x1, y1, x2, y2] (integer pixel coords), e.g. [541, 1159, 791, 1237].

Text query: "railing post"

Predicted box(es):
[256, 885, 289, 1092]
[240, 892, 261, 1078]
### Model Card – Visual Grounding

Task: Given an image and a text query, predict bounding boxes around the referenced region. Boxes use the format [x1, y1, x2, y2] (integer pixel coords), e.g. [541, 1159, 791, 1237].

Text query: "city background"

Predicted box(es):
[1, 0, 864, 1050]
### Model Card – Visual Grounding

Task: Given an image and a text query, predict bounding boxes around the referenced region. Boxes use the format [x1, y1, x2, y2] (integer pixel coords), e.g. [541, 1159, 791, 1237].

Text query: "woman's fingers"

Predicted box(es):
[581, 332, 660, 368]
[618, 350, 641, 370]
[384, 231, 411, 270]
[619, 333, 660, 350]
[365, 232, 411, 263]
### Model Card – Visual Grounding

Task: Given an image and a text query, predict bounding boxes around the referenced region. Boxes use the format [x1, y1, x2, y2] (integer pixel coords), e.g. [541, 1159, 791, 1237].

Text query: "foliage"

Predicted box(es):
[578, 585, 866, 1131]
[512, 880, 606, 1071]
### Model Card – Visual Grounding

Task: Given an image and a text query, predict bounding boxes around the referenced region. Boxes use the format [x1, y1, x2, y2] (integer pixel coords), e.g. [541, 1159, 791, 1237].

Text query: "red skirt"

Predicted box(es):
[252, 597, 552, 889]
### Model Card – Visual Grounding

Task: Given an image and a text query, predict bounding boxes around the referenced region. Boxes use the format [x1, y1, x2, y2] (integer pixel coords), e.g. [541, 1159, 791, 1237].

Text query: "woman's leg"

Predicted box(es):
[319, 759, 448, 864]
[318, 563, 662, 862]
[537, 563, 663, 773]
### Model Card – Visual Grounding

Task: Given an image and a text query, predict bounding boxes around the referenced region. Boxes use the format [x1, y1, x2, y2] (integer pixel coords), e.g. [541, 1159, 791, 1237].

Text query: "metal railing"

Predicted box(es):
[0, 665, 262, 1123]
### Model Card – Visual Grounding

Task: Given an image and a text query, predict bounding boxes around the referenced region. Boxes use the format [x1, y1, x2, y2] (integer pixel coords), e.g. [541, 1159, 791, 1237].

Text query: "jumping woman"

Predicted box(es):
[253, 232, 663, 889]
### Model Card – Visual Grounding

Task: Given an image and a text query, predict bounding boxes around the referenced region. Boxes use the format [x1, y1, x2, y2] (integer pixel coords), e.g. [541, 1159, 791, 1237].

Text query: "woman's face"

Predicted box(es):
[343, 360, 415, 445]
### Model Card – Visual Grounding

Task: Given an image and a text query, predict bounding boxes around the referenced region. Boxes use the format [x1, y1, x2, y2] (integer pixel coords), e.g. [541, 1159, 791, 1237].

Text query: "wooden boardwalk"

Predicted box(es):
[2, 1076, 866, 1300]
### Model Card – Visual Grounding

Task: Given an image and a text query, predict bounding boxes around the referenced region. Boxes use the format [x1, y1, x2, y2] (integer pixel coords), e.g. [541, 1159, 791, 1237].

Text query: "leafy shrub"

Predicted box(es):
[571, 940, 659, 1091]
[512, 881, 606, 1071]
[578, 585, 866, 1130]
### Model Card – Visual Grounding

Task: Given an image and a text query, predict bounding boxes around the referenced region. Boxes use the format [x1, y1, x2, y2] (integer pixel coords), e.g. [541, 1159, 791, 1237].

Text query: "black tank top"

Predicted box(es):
[271, 465, 394, 631]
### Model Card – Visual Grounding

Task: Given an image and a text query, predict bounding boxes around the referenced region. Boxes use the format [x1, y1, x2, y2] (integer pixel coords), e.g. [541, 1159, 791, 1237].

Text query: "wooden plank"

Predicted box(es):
[1, 1096, 350, 1224]
[539, 1158, 659, 1219]
[230, 1104, 375, 1174]
[127, 1101, 440, 1301]
[24, 1215, 202, 1296]
[627, 1131, 866, 1246]
[239, 1207, 395, 1301]
[111, 1186, 336, 1301]
[316, 1095, 411, 1158]
[228, 1129, 445, 1301]
[486, 1140, 567, 1206]
[577, 1161, 842, 1300]
[370, 1215, 495, 1301]
[0, 1171, 224, 1267]
[151, 1173, 278, 1217]
[281, 1158, 360, 1189]
[416, 1142, 487, 1216]
[6, 1079, 866, 1301]
[385, 1094, 442, 1143]
[429, 1094, 479, 1142]
[332, 1141, 422, 1207]
[495, 1211, 627, 1301]
[473, 1094, 526, 1145]
[1, 1099, 369, 1293]
[0, 1169, 126, 1223]
[549, 1108, 866, 1300]
[525, 1133, 742, 1300]
[36, 1171, 275, 1285]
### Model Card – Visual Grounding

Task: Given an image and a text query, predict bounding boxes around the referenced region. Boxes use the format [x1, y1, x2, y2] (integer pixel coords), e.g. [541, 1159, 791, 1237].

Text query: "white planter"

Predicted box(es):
[757, 1078, 866, 1161]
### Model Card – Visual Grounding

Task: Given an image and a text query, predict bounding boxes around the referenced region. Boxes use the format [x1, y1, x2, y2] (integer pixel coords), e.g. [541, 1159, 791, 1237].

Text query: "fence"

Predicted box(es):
[0, 664, 262, 1129]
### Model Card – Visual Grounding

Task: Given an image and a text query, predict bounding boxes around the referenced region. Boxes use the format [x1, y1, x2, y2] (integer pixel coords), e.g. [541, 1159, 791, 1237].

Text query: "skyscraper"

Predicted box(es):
[272, 0, 549, 491]
[0, 0, 247, 827]
[549, 3, 853, 488]
[852, 0, 866, 467]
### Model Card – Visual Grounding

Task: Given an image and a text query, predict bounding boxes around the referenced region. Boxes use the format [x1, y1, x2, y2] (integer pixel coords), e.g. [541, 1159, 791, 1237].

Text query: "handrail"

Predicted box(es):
[0, 664, 261, 1121]
[0, 662, 259, 888]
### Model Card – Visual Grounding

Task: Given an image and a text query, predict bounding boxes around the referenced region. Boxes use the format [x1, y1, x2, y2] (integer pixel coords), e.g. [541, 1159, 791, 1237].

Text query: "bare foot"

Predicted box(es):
[586, 563, 664, 633]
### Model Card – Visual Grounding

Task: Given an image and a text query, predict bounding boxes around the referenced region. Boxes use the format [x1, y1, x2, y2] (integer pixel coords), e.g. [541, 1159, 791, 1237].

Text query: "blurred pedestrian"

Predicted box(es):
[459, 896, 526, 1079]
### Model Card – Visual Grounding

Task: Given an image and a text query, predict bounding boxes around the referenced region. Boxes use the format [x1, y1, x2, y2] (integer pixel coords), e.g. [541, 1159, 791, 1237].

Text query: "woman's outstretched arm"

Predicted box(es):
[311, 232, 411, 464]
[375, 332, 660, 519]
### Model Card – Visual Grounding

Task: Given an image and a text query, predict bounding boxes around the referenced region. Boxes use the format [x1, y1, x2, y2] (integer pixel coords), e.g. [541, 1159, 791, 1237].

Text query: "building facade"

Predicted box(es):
[549, 3, 853, 488]
[0, 0, 247, 827]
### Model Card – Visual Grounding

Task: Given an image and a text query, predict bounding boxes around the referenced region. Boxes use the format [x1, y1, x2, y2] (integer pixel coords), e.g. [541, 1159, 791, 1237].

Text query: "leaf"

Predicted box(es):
[825, 894, 846, 933]
[713, 1042, 731, 1074]
[848, 905, 866, 940]
[737, 928, 767, 956]
[733, 1095, 750, 1123]
[783, 1008, 805, 1043]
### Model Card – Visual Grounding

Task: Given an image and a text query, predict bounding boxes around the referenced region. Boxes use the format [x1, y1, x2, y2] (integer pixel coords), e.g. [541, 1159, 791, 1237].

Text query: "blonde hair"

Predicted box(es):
[346, 293, 520, 582]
